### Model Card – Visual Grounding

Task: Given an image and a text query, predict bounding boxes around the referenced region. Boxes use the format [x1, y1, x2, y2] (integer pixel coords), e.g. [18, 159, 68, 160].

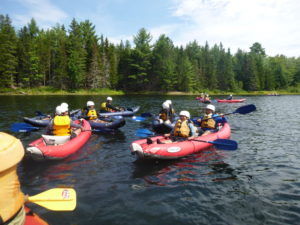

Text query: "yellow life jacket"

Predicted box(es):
[87, 109, 98, 120]
[173, 120, 190, 138]
[100, 102, 113, 112]
[53, 115, 71, 136]
[200, 114, 216, 129]
[0, 133, 25, 223]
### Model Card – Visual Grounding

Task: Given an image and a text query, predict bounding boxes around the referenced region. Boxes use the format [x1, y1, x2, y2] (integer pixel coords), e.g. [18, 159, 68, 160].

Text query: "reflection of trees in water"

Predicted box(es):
[132, 147, 237, 186]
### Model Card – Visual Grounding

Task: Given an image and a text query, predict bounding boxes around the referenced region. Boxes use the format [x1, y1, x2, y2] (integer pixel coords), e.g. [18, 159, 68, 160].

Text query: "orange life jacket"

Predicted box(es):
[173, 120, 191, 138]
[200, 114, 216, 129]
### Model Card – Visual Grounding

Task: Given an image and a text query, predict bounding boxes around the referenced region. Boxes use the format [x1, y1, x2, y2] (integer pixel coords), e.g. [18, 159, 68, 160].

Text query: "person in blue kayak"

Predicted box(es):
[226, 94, 233, 100]
[196, 104, 225, 136]
[82, 101, 99, 121]
[148, 110, 197, 144]
[46, 105, 84, 138]
[82, 101, 107, 124]
[158, 101, 176, 124]
[100, 97, 121, 113]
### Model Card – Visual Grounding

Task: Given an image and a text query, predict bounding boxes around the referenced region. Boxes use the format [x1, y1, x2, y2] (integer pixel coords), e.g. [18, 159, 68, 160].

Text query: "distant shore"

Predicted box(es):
[0, 87, 299, 96]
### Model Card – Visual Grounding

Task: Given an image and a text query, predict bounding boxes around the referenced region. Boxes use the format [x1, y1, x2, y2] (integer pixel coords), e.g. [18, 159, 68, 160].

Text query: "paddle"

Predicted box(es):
[140, 112, 153, 117]
[190, 138, 237, 150]
[11, 123, 39, 132]
[193, 104, 256, 122]
[132, 116, 146, 122]
[135, 128, 154, 137]
[28, 188, 76, 211]
[227, 104, 256, 115]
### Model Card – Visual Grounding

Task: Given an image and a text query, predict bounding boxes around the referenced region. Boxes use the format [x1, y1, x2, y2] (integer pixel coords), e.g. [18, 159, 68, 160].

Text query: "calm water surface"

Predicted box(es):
[0, 95, 300, 225]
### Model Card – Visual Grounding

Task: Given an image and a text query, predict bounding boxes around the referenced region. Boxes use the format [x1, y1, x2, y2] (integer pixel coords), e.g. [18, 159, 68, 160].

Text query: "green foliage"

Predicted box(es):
[0, 15, 17, 88]
[0, 14, 300, 94]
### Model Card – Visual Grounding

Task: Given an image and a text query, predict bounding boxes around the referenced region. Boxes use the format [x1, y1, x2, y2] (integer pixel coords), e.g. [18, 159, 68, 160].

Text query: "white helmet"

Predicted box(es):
[107, 97, 112, 101]
[56, 106, 62, 115]
[165, 100, 172, 106]
[206, 104, 215, 112]
[162, 101, 170, 109]
[87, 101, 95, 107]
[179, 110, 190, 118]
[60, 102, 68, 109]
[61, 106, 68, 113]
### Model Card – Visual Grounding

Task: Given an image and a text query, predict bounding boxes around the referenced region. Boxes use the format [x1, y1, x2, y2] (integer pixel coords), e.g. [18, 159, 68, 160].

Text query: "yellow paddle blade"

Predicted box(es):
[28, 188, 76, 211]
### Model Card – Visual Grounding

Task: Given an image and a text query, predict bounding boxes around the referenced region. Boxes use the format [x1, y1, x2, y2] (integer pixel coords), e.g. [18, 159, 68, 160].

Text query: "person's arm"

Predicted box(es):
[46, 120, 54, 135]
[82, 108, 95, 120]
[188, 123, 197, 137]
[106, 103, 120, 111]
[71, 121, 83, 129]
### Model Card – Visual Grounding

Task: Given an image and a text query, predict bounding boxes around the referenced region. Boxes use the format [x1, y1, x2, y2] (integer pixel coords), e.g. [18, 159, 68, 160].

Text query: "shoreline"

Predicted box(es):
[0, 88, 299, 96]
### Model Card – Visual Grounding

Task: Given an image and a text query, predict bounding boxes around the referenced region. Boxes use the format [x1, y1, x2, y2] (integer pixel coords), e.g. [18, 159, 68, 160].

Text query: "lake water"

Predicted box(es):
[0, 95, 299, 225]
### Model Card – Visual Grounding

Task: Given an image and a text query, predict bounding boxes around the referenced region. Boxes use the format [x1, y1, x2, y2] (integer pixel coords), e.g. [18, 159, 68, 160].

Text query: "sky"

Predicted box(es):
[1, 0, 300, 57]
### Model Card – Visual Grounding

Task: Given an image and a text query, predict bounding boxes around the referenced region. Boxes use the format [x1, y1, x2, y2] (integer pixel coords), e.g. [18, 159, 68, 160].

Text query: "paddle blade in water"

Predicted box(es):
[11, 123, 39, 132]
[28, 188, 76, 211]
[234, 104, 256, 114]
[191, 138, 238, 151]
[209, 139, 238, 150]
[135, 128, 154, 137]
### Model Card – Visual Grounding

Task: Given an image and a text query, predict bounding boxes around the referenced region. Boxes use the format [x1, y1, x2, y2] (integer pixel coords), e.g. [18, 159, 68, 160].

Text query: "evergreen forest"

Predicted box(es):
[1, 15, 300, 93]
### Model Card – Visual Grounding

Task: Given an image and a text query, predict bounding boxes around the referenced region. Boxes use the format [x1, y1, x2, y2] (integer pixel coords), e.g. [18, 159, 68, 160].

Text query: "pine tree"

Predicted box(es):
[0, 15, 18, 88]
[128, 28, 152, 91]
[67, 18, 87, 89]
[151, 34, 176, 91]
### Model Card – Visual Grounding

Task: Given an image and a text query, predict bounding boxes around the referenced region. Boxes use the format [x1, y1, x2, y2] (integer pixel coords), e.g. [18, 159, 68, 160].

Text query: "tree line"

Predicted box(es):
[1, 14, 300, 92]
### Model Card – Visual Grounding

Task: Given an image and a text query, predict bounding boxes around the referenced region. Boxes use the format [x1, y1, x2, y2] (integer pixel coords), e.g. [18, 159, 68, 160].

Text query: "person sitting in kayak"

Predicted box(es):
[202, 94, 211, 103]
[82, 101, 107, 123]
[148, 110, 197, 144]
[60, 102, 69, 115]
[226, 94, 233, 100]
[100, 97, 121, 113]
[0, 132, 27, 225]
[82, 101, 99, 121]
[46, 105, 84, 138]
[196, 104, 225, 136]
[158, 101, 175, 124]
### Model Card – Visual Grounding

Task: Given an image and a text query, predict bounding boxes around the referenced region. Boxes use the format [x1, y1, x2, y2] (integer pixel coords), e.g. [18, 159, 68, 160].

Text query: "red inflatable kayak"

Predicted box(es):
[216, 98, 246, 103]
[131, 123, 231, 160]
[25, 206, 48, 225]
[26, 120, 91, 161]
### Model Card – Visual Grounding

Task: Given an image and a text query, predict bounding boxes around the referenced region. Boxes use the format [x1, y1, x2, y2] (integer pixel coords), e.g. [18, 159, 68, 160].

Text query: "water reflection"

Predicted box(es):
[132, 147, 237, 186]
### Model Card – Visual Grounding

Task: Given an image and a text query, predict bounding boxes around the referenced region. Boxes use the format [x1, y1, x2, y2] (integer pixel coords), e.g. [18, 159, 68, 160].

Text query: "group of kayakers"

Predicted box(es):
[147, 101, 225, 144]
[43, 97, 123, 138]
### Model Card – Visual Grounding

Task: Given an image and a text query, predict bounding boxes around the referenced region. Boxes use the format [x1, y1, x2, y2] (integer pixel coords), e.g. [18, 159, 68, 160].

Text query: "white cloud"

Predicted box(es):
[149, 24, 179, 42]
[13, 0, 67, 29]
[167, 0, 300, 57]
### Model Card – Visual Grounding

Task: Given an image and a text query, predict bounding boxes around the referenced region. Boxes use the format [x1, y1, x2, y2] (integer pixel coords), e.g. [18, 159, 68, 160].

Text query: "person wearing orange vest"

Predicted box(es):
[0, 132, 26, 224]
[196, 104, 225, 136]
[147, 110, 197, 144]
[46, 105, 84, 138]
